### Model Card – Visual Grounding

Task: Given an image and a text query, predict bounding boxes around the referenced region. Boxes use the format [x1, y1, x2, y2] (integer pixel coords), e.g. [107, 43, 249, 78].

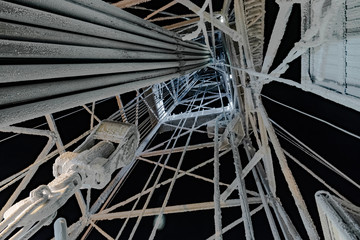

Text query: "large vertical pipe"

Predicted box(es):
[0, 0, 210, 127]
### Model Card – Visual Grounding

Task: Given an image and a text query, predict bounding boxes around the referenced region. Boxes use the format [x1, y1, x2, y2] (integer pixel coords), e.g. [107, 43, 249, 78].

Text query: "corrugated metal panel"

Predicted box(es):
[345, 0, 360, 97]
[310, 0, 360, 98]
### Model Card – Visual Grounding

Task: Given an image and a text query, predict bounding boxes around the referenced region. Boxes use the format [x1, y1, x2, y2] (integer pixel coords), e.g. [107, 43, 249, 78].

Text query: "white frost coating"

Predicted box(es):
[229, 131, 255, 240]
[242, 144, 283, 240]
[180, 0, 213, 57]
[261, 2, 293, 73]
[3, 0, 207, 54]
[148, 115, 201, 240]
[213, 117, 223, 240]
[0, 171, 80, 240]
[0, 1, 178, 52]
[257, 103, 320, 240]
[241, 149, 264, 180]
[242, 0, 265, 70]
[271, 0, 342, 77]
[113, 0, 151, 8]
[206, 112, 245, 150]
[11, 0, 175, 45]
[93, 199, 261, 221]
[315, 191, 360, 240]
[186, 0, 216, 58]
[310, 0, 360, 96]
[0, 21, 174, 55]
[72, 0, 181, 40]
[207, 205, 264, 240]
[101, 149, 232, 218]
[0, 39, 202, 60]
[0, 63, 210, 128]
[223, 62, 360, 112]
[182, 20, 203, 41]
[0, 121, 139, 239]
[175, 0, 241, 42]
[0, 60, 205, 83]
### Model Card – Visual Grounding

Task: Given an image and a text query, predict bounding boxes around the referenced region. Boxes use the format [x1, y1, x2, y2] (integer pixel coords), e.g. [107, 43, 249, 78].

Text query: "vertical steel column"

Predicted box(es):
[0, 0, 210, 128]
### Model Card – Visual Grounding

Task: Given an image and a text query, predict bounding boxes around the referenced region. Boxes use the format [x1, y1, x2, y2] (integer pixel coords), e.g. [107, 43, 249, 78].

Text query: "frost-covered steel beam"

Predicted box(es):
[144, 1, 177, 20]
[79, 78, 199, 238]
[139, 142, 214, 157]
[213, 118, 223, 240]
[165, 107, 230, 122]
[223, 1, 317, 235]
[113, 0, 151, 9]
[0, 0, 210, 127]
[257, 104, 320, 239]
[221, 0, 232, 17]
[175, 0, 241, 41]
[261, 2, 292, 73]
[0, 67, 205, 107]
[150, 14, 198, 22]
[300, 0, 360, 109]
[207, 205, 264, 240]
[91, 199, 262, 220]
[75, 0, 183, 40]
[230, 133, 255, 240]
[0, 68, 205, 128]
[242, 0, 265, 70]
[224, 63, 360, 112]
[164, 17, 201, 30]
[315, 191, 360, 240]
[138, 156, 227, 187]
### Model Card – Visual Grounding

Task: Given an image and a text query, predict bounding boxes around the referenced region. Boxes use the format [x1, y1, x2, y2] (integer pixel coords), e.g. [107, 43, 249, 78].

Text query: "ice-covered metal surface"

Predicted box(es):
[0, 0, 210, 127]
[0, 121, 139, 239]
[316, 191, 360, 240]
[207, 113, 245, 149]
[0, 171, 80, 240]
[0, 0, 359, 239]
[54, 120, 139, 189]
[305, 0, 360, 99]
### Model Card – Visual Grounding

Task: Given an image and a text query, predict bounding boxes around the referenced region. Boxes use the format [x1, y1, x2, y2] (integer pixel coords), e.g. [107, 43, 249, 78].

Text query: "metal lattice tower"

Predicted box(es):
[0, 0, 359, 239]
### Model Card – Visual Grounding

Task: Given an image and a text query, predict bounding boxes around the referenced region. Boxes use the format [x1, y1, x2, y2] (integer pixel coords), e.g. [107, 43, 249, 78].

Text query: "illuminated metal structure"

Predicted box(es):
[0, 0, 359, 239]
